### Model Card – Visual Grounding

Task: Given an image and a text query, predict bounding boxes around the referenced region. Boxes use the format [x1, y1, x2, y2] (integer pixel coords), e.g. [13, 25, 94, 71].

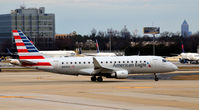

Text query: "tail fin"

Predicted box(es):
[12, 30, 51, 67]
[181, 41, 185, 53]
[96, 40, 100, 53]
[12, 30, 45, 60]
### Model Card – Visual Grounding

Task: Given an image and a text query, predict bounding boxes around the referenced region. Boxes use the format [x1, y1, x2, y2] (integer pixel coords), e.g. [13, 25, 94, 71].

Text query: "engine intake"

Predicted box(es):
[111, 70, 128, 79]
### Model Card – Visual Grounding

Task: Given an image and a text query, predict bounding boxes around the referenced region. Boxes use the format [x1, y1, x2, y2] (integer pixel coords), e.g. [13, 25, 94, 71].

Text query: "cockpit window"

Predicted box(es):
[162, 59, 167, 62]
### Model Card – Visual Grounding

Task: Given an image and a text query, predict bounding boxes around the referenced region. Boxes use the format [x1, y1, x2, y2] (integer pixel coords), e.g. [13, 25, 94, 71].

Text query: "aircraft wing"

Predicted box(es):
[92, 57, 126, 74]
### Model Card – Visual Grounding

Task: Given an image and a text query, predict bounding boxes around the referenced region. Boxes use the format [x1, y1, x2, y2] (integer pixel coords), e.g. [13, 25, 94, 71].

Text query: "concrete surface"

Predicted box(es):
[0, 71, 199, 110]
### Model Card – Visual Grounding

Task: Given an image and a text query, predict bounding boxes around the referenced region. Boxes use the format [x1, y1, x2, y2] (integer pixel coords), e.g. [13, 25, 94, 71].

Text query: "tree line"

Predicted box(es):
[56, 27, 199, 56]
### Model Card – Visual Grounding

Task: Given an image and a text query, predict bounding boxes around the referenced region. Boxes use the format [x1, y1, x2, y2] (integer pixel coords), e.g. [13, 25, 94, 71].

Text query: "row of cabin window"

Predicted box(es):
[62, 61, 147, 65]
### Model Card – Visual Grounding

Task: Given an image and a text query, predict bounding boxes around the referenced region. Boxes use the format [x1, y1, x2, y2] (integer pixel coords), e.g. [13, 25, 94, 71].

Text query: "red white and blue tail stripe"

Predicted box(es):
[12, 30, 51, 66]
[96, 40, 100, 53]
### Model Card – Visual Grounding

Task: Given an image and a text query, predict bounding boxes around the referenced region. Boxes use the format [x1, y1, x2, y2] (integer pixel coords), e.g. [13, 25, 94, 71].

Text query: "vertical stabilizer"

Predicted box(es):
[96, 40, 100, 53]
[12, 30, 51, 66]
[181, 41, 185, 53]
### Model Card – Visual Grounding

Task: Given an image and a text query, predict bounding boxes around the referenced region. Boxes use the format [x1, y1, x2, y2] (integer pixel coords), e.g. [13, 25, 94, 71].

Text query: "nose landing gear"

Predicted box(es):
[154, 73, 159, 81]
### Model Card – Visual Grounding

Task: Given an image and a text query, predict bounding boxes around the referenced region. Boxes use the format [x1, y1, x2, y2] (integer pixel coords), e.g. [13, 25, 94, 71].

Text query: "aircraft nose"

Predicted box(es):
[171, 63, 178, 71]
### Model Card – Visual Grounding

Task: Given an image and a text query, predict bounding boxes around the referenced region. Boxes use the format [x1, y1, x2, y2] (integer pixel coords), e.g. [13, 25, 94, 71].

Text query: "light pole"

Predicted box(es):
[143, 27, 160, 56]
[153, 34, 155, 56]
[108, 29, 112, 52]
[109, 35, 111, 52]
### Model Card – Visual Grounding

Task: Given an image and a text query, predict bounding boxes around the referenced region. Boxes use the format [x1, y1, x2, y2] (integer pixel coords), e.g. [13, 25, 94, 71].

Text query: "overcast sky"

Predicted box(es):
[0, 0, 199, 35]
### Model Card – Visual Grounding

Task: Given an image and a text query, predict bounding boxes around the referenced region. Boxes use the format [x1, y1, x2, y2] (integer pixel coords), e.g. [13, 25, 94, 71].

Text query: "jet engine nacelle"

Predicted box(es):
[111, 70, 128, 79]
[9, 59, 21, 66]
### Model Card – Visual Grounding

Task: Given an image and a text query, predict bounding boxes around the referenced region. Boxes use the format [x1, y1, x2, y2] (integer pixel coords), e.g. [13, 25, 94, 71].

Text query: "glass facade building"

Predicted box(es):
[0, 6, 55, 52]
[181, 20, 189, 37]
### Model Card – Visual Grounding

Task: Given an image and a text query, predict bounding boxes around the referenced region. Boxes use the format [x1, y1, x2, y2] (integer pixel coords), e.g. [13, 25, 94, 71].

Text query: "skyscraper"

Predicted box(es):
[0, 6, 55, 52]
[181, 20, 190, 37]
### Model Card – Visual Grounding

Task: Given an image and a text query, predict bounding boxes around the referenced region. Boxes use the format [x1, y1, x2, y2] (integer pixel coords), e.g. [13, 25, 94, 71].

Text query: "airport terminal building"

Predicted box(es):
[0, 6, 55, 52]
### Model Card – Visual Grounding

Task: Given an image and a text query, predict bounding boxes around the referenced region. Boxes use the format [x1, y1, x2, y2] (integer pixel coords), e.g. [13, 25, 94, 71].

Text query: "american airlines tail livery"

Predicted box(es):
[11, 30, 178, 82]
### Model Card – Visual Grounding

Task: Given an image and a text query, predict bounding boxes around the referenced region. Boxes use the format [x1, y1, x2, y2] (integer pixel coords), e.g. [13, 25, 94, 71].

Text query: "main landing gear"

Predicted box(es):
[91, 76, 103, 82]
[154, 73, 159, 81]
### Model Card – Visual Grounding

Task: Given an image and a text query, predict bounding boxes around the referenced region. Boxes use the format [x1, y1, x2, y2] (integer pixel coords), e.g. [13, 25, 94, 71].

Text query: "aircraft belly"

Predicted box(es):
[127, 65, 153, 73]
[37, 66, 53, 71]
[56, 65, 93, 75]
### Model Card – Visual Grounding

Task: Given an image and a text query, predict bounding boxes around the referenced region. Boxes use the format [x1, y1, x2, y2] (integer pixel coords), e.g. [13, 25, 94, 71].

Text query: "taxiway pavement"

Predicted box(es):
[0, 71, 199, 110]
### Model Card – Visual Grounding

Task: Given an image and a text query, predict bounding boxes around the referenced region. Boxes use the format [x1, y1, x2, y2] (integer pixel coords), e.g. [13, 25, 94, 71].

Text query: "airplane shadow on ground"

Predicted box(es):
[8, 80, 134, 85]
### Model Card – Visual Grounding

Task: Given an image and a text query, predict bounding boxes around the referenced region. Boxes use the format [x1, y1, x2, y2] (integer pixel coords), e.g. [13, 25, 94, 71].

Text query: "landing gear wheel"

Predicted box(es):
[155, 77, 159, 81]
[97, 77, 103, 82]
[154, 73, 159, 81]
[91, 76, 96, 82]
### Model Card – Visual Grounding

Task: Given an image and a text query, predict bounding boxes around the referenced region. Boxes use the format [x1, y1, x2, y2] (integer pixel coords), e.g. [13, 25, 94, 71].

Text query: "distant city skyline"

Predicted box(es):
[0, 0, 199, 35]
[181, 20, 190, 37]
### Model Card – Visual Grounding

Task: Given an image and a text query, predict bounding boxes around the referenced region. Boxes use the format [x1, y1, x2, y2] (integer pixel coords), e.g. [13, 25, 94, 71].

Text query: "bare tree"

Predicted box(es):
[120, 25, 131, 38]
[91, 28, 97, 37]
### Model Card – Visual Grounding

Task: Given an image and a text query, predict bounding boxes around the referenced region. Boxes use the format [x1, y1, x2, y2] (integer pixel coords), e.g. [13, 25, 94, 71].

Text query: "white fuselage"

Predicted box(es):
[83, 53, 116, 57]
[39, 51, 76, 58]
[180, 53, 199, 61]
[35, 56, 177, 76]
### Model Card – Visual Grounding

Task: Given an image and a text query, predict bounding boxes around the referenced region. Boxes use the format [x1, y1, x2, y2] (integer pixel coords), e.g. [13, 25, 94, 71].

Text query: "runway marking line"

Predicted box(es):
[116, 86, 153, 89]
[0, 96, 33, 98]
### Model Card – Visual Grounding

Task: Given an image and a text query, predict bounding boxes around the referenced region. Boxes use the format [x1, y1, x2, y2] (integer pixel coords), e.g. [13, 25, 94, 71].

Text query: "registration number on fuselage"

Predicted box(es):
[62, 66, 70, 68]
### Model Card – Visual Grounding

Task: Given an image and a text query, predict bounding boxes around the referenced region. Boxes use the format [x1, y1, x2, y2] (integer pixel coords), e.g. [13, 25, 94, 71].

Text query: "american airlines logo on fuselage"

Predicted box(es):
[113, 62, 151, 68]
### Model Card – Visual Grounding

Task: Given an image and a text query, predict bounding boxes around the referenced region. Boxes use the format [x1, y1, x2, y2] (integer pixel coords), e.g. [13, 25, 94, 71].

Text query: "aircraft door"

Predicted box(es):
[53, 60, 60, 72]
[152, 59, 158, 71]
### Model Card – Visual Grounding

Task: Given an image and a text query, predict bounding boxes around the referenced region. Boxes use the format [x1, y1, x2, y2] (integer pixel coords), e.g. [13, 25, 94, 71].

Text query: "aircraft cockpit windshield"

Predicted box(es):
[162, 59, 167, 62]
